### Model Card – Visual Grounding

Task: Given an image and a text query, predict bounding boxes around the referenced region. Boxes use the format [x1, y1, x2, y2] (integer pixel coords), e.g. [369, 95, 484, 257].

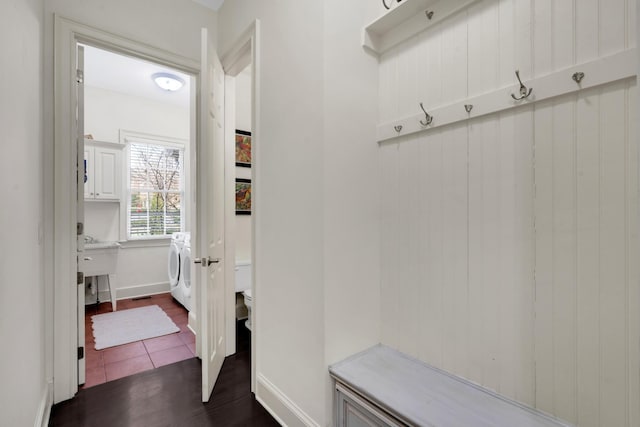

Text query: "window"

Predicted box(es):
[127, 139, 184, 239]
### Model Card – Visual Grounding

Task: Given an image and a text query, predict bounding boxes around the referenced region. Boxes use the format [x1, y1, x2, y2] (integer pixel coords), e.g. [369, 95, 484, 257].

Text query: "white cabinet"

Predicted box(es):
[84, 140, 122, 201]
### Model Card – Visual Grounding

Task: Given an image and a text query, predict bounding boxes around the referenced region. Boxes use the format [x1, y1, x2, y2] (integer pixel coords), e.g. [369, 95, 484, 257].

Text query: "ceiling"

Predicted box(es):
[191, 0, 225, 11]
[83, 0, 225, 109]
[83, 45, 191, 109]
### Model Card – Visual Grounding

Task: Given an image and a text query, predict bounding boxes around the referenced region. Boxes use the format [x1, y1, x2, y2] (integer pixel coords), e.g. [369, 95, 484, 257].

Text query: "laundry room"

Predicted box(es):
[81, 45, 194, 308]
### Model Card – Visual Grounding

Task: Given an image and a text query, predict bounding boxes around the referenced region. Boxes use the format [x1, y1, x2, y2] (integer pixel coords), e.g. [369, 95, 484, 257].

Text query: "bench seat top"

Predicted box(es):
[330, 345, 572, 427]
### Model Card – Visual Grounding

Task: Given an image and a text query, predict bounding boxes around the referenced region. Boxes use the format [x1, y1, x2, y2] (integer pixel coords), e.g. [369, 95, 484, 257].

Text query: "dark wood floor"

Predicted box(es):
[50, 321, 279, 427]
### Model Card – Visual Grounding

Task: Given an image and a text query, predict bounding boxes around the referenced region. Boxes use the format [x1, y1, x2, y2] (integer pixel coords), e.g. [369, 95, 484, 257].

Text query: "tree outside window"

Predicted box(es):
[128, 141, 184, 238]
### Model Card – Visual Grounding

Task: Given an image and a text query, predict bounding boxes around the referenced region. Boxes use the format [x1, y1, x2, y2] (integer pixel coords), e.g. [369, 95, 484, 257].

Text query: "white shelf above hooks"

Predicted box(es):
[363, 0, 479, 55]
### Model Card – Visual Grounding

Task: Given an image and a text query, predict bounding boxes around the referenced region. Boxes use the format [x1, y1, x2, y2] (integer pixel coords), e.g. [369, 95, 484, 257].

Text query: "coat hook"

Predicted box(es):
[382, 0, 403, 10]
[510, 70, 533, 101]
[464, 104, 473, 113]
[425, 10, 434, 20]
[572, 72, 585, 84]
[394, 125, 403, 133]
[419, 103, 433, 126]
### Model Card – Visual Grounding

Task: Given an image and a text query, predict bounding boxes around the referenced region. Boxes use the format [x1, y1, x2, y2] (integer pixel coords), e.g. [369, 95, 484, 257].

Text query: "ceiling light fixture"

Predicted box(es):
[152, 72, 185, 92]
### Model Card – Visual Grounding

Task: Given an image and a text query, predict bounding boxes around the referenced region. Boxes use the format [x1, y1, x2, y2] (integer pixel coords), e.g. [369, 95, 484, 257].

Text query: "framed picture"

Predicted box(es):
[235, 130, 251, 168]
[235, 178, 251, 215]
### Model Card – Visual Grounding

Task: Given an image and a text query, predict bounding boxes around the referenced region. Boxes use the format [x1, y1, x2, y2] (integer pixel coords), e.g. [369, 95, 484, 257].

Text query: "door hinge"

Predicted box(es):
[77, 222, 84, 236]
[76, 69, 84, 84]
[77, 271, 84, 285]
[78, 346, 84, 360]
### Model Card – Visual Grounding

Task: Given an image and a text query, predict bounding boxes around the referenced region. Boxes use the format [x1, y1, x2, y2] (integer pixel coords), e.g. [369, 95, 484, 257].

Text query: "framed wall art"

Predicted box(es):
[235, 130, 252, 168]
[235, 178, 251, 215]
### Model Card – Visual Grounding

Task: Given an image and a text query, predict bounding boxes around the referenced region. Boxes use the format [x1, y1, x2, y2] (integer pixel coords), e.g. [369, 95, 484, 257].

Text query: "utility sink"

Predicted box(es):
[84, 241, 120, 275]
[83, 240, 120, 310]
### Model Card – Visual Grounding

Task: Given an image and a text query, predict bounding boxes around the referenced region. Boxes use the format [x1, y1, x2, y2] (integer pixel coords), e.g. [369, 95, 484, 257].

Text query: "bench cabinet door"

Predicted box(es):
[335, 383, 405, 427]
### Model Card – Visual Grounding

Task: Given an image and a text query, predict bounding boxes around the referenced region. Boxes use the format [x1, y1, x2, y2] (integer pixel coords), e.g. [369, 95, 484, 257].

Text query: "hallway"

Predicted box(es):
[49, 321, 278, 426]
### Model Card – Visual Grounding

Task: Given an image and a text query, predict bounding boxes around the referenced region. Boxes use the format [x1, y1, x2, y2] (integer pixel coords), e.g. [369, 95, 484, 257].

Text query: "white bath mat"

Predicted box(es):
[91, 305, 179, 350]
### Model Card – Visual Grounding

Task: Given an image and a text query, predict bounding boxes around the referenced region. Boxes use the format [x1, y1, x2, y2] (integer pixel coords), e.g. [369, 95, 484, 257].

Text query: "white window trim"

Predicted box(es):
[119, 130, 188, 241]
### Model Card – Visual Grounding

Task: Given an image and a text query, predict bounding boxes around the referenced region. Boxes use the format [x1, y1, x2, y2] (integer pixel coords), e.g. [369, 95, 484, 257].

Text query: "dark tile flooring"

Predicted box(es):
[50, 314, 278, 426]
[83, 293, 195, 388]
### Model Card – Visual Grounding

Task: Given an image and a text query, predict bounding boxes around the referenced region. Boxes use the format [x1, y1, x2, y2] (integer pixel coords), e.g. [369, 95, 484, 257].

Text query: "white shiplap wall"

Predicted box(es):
[378, 1, 639, 426]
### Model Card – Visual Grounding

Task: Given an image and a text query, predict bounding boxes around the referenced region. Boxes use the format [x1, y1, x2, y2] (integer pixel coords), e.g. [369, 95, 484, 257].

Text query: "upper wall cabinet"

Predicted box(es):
[363, 0, 478, 55]
[84, 140, 122, 201]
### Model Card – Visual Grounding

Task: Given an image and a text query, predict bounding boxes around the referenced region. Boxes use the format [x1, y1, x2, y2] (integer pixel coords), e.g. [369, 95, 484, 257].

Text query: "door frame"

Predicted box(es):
[52, 15, 202, 403]
[220, 20, 261, 393]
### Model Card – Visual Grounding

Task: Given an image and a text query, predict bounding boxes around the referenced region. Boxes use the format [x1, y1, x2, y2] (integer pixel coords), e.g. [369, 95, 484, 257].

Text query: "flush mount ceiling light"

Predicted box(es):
[152, 72, 185, 92]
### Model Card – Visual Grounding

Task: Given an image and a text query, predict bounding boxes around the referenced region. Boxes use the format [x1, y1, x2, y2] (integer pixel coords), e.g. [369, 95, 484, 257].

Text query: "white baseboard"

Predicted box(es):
[34, 383, 52, 427]
[85, 282, 171, 304]
[116, 281, 171, 300]
[256, 374, 320, 427]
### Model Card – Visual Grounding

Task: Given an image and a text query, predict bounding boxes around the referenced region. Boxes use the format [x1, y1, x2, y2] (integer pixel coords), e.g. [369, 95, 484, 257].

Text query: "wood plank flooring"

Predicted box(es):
[50, 321, 279, 427]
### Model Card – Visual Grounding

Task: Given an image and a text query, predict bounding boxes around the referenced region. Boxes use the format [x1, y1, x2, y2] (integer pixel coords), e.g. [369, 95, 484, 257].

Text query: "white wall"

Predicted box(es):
[83, 85, 190, 302]
[234, 68, 252, 263]
[85, 86, 190, 145]
[0, 0, 48, 425]
[322, 0, 382, 419]
[378, 1, 639, 426]
[219, 3, 327, 423]
[218, 1, 382, 425]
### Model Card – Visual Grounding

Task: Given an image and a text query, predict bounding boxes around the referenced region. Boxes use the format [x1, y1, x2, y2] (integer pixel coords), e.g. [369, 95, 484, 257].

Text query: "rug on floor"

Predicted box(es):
[91, 305, 179, 350]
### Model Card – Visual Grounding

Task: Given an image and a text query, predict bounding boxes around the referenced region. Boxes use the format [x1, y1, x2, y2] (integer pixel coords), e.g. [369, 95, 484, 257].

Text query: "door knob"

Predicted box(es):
[194, 257, 221, 267]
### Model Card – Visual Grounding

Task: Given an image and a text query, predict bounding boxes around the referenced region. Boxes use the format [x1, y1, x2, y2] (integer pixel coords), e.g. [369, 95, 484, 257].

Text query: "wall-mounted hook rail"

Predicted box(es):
[419, 103, 433, 126]
[376, 49, 635, 143]
[510, 70, 533, 101]
[425, 10, 434, 20]
[572, 72, 585, 84]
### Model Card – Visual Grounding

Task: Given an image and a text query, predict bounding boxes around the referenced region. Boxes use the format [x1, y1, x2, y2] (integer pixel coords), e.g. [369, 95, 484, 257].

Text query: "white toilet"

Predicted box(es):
[235, 262, 252, 331]
[243, 289, 252, 331]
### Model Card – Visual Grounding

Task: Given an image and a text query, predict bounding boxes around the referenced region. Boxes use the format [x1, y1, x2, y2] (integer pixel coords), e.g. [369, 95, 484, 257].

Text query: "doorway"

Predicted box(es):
[52, 16, 207, 402]
[78, 44, 197, 387]
[53, 17, 260, 405]
[220, 20, 260, 393]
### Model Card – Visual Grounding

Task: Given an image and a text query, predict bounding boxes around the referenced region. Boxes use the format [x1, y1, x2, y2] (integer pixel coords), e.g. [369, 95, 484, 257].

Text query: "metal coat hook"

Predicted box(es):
[572, 72, 585, 84]
[464, 104, 473, 113]
[394, 125, 403, 133]
[382, 0, 403, 10]
[510, 70, 533, 101]
[419, 103, 433, 126]
[425, 10, 434, 20]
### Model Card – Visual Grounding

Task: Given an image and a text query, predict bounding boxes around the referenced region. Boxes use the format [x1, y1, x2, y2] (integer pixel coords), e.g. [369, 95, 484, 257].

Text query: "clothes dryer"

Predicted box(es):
[168, 232, 188, 307]
[179, 234, 192, 311]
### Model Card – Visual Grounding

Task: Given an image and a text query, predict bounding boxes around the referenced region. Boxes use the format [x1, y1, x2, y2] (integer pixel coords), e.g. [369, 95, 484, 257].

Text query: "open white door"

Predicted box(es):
[76, 44, 86, 385]
[198, 27, 226, 402]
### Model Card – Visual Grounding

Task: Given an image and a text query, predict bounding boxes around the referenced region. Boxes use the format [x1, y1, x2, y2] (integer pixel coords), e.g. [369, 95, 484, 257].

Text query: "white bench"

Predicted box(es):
[329, 345, 572, 427]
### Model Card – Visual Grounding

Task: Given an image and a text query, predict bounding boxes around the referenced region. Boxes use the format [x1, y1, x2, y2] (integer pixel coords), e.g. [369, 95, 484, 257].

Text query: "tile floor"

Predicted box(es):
[83, 292, 195, 388]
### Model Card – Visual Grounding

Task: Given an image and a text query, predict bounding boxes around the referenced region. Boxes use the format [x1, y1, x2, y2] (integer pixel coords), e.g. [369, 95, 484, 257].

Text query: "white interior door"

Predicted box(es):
[76, 44, 86, 385]
[198, 27, 226, 402]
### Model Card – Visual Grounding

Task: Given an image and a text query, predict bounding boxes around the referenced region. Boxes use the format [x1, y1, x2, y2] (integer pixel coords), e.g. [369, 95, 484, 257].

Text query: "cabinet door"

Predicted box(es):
[336, 384, 404, 427]
[84, 147, 94, 198]
[94, 147, 121, 200]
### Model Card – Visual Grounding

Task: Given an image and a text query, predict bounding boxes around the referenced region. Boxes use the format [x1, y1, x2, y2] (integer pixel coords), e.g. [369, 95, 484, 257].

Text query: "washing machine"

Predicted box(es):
[179, 233, 193, 311]
[168, 232, 189, 307]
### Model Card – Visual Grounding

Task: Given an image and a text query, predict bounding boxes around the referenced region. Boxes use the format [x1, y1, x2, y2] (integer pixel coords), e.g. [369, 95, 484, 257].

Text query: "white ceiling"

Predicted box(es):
[191, 0, 225, 11]
[83, 45, 191, 108]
